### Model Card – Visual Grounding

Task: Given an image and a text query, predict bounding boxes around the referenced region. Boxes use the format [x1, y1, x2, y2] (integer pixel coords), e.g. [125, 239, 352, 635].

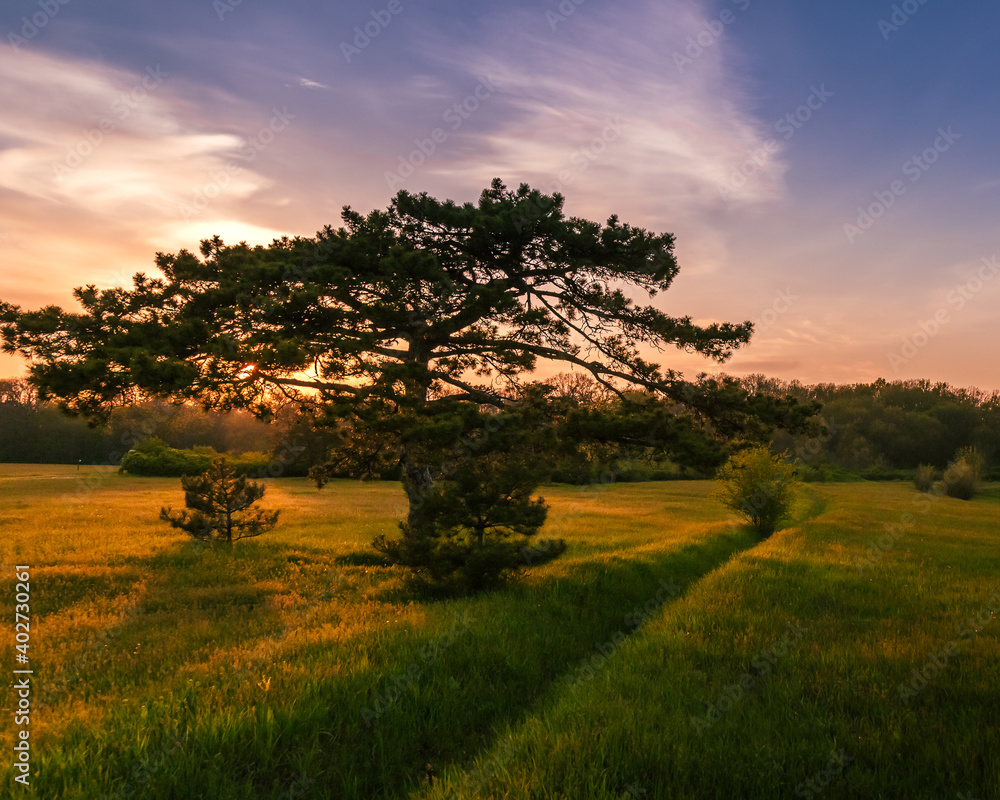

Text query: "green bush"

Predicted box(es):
[714, 446, 799, 538]
[943, 446, 984, 500]
[796, 463, 831, 483]
[858, 464, 911, 481]
[914, 464, 936, 492]
[119, 437, 211, 476]
[119, 437, 272, 478]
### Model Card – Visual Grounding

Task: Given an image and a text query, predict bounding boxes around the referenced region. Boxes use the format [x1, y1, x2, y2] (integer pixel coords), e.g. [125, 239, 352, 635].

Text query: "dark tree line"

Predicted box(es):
[3, 374, 996, 480]
[0, 379, 276, 466]
[754, 376, 1000, 478]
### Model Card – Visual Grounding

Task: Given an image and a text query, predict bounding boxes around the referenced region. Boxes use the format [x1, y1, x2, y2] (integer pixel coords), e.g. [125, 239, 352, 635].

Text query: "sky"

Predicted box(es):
[2, 0, 999, 391]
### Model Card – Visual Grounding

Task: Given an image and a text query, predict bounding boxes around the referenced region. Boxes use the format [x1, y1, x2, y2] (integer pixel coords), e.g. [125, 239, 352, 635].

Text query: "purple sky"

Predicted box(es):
[2, 0, 999, 389]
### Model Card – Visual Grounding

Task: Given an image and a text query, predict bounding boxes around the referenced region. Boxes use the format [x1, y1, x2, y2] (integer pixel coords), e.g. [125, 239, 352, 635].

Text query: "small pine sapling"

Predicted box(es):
[160, 457, 279, 545]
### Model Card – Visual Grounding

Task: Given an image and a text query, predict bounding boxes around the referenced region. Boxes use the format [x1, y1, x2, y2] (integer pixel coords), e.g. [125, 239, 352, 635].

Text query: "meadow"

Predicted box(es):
[1, 464, 998, 799]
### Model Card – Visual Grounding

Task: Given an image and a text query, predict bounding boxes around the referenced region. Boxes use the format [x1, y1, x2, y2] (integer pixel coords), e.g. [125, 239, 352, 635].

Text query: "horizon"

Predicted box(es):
[2, 0, 999, 391]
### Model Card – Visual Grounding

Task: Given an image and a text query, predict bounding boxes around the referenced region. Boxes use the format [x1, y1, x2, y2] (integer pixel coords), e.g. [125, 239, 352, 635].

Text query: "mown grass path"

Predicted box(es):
[418, 482, 1000, 800]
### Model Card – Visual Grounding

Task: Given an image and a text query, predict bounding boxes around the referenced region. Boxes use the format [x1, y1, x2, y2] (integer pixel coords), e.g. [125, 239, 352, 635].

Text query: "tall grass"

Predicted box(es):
[1, 468, 998, 798]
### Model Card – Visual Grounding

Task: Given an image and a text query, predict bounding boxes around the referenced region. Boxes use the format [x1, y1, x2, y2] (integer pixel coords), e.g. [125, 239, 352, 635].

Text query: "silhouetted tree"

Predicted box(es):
[2, 180, 817, 586]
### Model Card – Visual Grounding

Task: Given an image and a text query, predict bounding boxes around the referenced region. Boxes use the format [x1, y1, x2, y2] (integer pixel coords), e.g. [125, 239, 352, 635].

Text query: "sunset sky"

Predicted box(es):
[2, 0, 999, 389]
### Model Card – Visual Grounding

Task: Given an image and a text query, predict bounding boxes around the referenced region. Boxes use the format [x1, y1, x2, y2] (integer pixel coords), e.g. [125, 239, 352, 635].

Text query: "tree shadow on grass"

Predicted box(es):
[183, 527, 759, 799]
[334, 550, 391, 567]
[132, 538, 361, 609]
[12, 564, 147, 618]
[81, 531, 760, 800]
[59, 539, 367, 695]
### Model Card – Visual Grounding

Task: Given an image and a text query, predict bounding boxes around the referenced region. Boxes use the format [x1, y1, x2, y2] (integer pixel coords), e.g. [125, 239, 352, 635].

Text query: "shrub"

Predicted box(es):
[797, 463, 831, 483]
[859, 464, 911, 482]
[120, 437, 211, 476]
[120, 438, 272, 477]
[943, 446, 984, 500]
[714, 446, 799, 538]
[160, 458, 280, 545]
[914, 464, 936, 492]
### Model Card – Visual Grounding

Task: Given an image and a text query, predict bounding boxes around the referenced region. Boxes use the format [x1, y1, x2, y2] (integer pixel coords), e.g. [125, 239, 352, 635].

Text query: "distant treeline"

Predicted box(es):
[0, 379, 282, 467]
[1, 376, 997, 480]
[751, 376, 1000, 480]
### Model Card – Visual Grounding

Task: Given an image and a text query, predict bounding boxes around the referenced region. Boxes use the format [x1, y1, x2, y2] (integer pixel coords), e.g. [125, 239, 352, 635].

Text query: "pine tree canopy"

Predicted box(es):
[0, 179, 754, 420]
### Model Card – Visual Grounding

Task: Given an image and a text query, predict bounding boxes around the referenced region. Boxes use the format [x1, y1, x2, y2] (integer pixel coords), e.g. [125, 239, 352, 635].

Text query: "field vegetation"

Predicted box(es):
[2, 466, 998, 798]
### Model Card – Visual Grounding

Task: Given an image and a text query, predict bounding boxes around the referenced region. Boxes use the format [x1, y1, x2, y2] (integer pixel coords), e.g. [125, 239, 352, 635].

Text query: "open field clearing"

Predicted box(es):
[1, 467, 998, 798]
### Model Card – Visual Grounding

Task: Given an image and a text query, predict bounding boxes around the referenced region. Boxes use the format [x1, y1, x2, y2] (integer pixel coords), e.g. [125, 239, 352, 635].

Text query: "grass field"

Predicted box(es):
[1, 465, 998, 799]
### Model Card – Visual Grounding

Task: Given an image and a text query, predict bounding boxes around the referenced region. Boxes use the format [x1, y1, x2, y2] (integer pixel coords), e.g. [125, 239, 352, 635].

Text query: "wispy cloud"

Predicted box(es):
[387, 0, 789, 277]
[0, 49, 290, 297]
[1, 1, 996, 390]
[292, 77, 333, 91]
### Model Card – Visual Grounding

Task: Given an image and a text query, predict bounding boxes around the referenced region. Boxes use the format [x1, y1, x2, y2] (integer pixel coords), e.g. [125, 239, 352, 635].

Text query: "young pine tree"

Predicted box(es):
[160, 458, 279, 545]
[374, 400, 563, 595]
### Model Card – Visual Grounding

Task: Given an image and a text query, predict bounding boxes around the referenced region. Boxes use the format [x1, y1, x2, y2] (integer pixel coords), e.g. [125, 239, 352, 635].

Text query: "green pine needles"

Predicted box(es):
[160, 457, 280, 545]
[373, 404, 564, 595]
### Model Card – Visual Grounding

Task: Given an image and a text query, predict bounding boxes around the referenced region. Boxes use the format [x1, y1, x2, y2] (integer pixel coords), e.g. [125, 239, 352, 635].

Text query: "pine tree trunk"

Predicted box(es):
[400, 445, 433, 531]
[400, 343, 433, 532]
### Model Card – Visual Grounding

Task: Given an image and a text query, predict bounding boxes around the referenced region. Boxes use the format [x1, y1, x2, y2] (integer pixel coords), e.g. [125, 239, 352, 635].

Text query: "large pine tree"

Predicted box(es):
[1, 179, 812, 583]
